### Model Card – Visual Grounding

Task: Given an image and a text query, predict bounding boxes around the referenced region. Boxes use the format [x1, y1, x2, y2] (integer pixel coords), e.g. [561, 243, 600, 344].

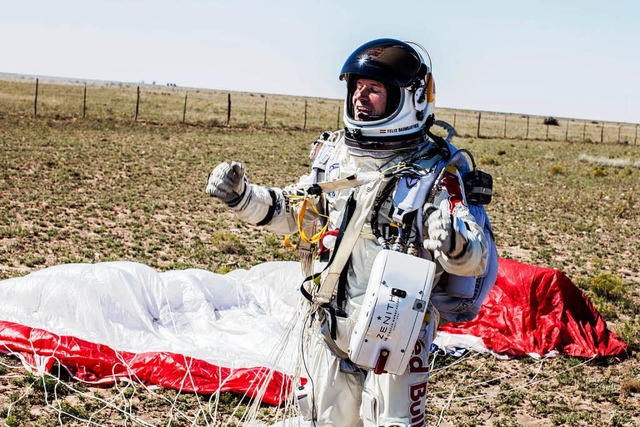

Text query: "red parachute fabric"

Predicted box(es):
[0, 259, 627, 407]
[439, 258, 628, 358]
[0, 320, 291, 406]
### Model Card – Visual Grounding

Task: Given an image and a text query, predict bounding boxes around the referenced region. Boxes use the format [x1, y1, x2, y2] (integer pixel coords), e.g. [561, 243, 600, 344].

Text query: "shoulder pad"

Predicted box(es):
[310, 130, 343, 171]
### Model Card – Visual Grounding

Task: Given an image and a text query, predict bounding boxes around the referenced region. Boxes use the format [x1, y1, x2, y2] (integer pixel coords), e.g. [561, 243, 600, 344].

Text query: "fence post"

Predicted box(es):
[453, 113, 457, 130]
[546, 124, 549, 140]
[34, 78, 39, 117]
[565, 120, 569, 142]
[263, 98, 268, 127]
[600, 124, 604, 144]
[503, 115, 507, 138]
[526, 116, 530, 139]
[303, 100, 308, 130]
[336, 105, 341, 129]
[134, 86, 140, 121]
[583, 122, 587, 142]
[182, 93, 188, 123]
[226, 93, 231, 126]
[477, 112, 482, 138]
[617, 125, 621, 144]
[82, 83, 87, 118]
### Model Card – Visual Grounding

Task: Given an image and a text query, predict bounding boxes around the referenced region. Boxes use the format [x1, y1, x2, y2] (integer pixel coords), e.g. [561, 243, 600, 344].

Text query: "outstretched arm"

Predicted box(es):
[206, 161, 318, 236]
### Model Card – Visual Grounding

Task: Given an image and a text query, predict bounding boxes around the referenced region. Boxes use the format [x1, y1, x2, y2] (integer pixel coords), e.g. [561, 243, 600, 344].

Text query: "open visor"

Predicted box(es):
[339, 38, 427, 87]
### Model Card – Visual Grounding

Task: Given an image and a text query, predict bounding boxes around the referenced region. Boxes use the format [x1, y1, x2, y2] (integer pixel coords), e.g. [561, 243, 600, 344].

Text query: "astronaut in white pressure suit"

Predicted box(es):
[207, 38, 497, 427]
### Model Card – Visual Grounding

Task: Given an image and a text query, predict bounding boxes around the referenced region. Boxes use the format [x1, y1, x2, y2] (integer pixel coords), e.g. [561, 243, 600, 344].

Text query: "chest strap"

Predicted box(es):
[314, 177, 386, 304]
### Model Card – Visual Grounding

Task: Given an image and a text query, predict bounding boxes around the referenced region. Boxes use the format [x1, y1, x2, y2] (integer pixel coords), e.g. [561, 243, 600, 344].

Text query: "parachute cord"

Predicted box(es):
[235, 295, 314, 426]
[430, 353, 597, 406]
[0, 345, 159, 427]
[297, 196, 329, 244]
[300, 302, 320, 427]
[283, 194, 329, 246]
[435, 371, 469, 427]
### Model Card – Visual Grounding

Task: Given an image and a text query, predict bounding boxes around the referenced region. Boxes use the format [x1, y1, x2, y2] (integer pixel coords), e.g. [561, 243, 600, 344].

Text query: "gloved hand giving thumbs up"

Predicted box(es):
[423, 200, 467, 258]
[206, 161, 247, 207]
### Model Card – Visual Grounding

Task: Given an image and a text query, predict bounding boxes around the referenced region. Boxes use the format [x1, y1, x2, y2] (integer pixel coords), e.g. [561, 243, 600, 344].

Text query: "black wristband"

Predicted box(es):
[227, 184, 247, 208]
[256, 189, 278, 226]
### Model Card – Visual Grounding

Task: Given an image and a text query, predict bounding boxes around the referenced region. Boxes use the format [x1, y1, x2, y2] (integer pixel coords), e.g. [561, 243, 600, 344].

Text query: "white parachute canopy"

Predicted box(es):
[0, 258, 627, 406]
[0, 261, 308, 405]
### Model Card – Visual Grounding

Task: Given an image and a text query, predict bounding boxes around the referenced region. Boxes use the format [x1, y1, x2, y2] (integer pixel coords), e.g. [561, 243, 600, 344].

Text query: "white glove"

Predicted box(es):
[206, 161, 247, 206]
[423, 200, 466, 257]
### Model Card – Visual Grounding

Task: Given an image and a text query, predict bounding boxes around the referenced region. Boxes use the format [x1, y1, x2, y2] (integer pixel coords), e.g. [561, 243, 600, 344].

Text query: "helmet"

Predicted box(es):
[339, 38, 435, 152]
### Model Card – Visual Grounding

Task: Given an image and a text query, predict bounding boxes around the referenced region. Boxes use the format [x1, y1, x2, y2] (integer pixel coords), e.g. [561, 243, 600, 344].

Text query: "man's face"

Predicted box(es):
[352, 78, 388, 121]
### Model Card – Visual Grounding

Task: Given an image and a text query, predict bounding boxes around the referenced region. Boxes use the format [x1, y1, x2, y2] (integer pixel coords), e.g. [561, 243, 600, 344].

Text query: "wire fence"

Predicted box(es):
[436, 109, 639, 145]
[0, 77, 344, 131]
[1, 76, 638, 144]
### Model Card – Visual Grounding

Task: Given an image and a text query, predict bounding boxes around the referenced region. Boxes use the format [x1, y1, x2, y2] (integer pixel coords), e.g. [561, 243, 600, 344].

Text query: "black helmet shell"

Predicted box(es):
[339, 38, 427, 88]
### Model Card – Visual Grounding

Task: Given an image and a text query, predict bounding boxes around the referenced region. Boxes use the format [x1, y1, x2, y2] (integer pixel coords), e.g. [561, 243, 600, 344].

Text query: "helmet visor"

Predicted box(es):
[339, 38, 425, 87]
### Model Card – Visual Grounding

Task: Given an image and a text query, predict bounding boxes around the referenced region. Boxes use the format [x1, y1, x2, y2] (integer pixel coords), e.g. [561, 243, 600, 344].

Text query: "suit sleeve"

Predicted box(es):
[429, 167, 488, 277]
[230, 175, 324, 237]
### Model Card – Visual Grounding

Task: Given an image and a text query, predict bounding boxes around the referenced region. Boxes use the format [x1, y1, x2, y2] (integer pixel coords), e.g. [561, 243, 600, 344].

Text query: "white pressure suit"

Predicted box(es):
[223, 130, 496, 427]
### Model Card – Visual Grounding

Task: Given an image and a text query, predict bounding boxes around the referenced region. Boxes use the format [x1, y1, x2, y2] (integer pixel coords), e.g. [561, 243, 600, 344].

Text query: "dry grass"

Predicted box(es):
[1, 77, 640, 426]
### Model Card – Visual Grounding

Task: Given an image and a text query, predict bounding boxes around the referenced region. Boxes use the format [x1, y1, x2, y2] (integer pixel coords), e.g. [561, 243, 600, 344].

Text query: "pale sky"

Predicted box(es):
[2, 0, 639, 123]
